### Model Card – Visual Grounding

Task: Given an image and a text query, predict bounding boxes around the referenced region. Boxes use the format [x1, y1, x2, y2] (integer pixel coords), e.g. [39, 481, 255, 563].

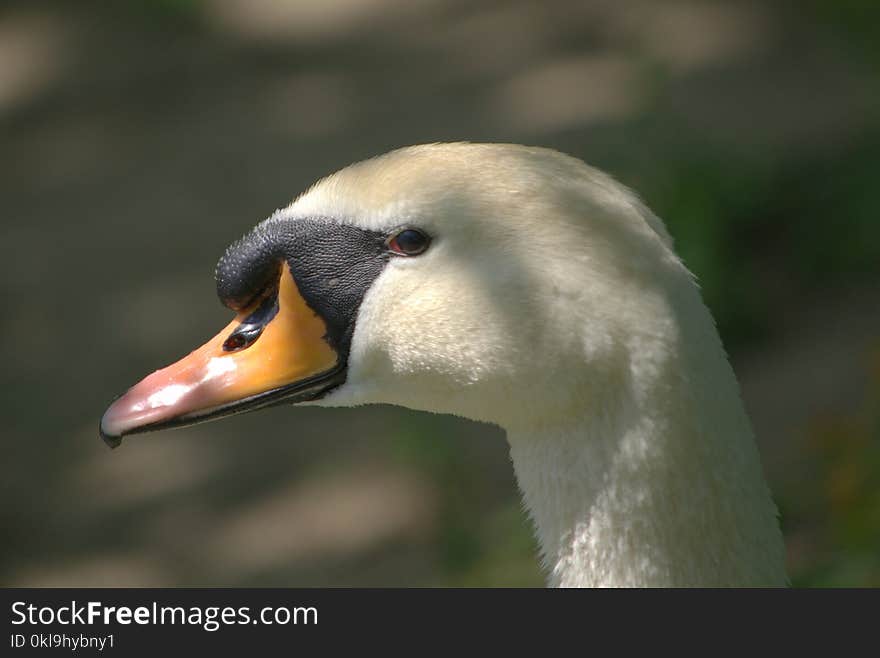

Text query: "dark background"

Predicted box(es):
[2, 0, 878, 586]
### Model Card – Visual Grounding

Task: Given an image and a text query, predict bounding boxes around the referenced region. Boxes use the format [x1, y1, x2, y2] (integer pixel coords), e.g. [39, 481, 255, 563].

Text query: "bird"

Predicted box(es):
[100, 143, 787, 587]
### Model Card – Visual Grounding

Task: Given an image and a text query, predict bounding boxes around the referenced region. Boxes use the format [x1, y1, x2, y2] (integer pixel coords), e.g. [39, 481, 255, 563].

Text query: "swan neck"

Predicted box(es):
[505, 367, 787, 587]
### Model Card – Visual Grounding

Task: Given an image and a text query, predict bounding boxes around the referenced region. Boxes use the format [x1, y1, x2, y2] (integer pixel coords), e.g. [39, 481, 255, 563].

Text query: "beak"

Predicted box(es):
[100, 267, 342, 448]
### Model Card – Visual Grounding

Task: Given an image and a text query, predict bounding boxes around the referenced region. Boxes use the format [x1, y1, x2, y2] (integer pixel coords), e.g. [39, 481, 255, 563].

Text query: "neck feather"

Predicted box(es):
[506, 300, 786, 587]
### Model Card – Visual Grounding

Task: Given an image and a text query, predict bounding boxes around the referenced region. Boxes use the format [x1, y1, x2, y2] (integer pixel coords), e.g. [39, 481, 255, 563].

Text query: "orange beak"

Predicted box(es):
[100, 267, 341, 447]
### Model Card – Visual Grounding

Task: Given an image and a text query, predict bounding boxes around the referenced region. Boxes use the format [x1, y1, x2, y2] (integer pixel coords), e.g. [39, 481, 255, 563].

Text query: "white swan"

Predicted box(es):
[101, 143, 787, 587]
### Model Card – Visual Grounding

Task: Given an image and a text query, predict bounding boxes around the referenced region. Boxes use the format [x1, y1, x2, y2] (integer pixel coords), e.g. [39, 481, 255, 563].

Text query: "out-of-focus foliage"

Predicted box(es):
[644, 133, 880, 349]
[791, 363, 880, 586]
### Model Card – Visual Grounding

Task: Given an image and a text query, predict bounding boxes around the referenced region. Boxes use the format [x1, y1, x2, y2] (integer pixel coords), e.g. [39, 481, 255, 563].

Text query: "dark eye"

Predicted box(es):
[387, 228, 430, 256]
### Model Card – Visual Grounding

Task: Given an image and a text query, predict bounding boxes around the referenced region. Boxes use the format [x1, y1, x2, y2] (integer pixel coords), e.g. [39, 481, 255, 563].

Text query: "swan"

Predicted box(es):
[100, 143, 787, 587]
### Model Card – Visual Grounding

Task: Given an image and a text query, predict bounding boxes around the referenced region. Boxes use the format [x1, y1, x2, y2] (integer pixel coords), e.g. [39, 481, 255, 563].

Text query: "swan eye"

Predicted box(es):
[387, 228, 430, 256]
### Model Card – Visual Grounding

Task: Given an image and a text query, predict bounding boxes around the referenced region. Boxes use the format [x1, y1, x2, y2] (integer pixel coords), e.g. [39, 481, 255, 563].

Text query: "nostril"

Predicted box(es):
[223, 325, 263, 352]
[221, 293, 280, 352]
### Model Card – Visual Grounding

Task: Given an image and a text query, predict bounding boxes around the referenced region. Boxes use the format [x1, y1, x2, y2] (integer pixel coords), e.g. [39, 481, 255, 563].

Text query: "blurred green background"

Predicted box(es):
[1, 0, 878, 587]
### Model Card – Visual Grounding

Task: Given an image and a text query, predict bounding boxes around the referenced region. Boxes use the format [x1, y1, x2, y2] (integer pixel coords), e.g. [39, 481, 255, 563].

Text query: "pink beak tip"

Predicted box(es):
[99, 405, 124, 449]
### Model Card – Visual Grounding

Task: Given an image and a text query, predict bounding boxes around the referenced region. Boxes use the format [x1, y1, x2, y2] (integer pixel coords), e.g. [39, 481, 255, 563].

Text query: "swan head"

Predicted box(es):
[100, 143, 686, 444]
